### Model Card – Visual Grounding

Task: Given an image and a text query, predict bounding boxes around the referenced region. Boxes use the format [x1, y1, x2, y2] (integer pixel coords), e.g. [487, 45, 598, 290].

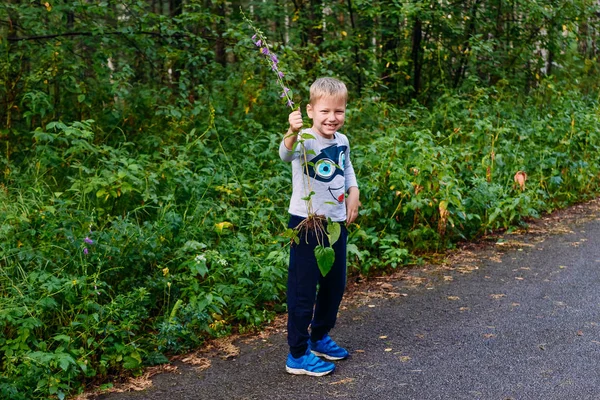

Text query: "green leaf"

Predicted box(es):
[315, 245, 335, 277]
[123, 351, 142, 369]
[326, 221, 341, 246]
[301, 191, 315, 201]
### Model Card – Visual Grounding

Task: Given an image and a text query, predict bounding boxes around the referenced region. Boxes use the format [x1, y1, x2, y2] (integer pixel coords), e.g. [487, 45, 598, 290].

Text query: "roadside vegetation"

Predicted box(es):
[1, 1, 599, 398]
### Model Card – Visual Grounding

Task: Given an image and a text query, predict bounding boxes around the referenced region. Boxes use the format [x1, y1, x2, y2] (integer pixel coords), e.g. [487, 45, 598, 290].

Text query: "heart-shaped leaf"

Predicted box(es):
[326, 221, 341, 246]
[315, 245, 335, 276]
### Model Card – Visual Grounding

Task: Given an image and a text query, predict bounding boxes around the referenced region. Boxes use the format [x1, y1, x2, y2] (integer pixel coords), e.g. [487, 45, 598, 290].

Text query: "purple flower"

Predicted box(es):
[252, 34, 257, 40]
[83, 247, 89, 255]
[287, 99, 294, 107]
[84, 237, 93, 245]
[261, 47, 269, 55]
[254, 39, 262, 47]
[278, 71, 285, 78]
[270, 53, 279, 64]
[280, 87, 290, 97]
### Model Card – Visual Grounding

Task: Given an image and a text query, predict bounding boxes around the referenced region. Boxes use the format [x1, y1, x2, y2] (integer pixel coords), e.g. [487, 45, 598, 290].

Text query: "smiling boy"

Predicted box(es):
[279, 77, 360, 376]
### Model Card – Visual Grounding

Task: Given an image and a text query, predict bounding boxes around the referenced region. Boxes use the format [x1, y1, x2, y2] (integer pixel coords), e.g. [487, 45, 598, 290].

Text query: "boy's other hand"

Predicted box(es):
[288, 109, 303, 133]
[346, 187, 360, 225]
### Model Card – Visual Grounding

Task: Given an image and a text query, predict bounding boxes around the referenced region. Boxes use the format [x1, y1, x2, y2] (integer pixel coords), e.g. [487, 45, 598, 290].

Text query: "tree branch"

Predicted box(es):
[6, 30, 185, 42]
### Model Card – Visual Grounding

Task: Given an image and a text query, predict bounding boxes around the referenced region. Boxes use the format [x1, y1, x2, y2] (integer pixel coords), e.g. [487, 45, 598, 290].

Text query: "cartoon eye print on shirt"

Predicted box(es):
[305, 144, 348, 204]
[338, 152, 346, 170]
[314, 159, 336, 179]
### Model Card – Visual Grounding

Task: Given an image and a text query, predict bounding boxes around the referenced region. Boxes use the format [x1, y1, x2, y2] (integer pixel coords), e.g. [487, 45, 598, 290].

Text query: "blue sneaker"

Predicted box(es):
[309, 335, 349, 360]
[286, 349, 335, 376]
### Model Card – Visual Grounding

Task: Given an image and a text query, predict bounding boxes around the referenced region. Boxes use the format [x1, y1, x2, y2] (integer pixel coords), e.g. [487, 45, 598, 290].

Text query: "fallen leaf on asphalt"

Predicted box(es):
[379, 335, 388, 339]
[354, 350, 365, 353]
[368, 304, 376, 308]
[577, 331, 584, 336]
[385, 348, 393, 352]
[380, 283, 394, 290]
[483, 334, 496, 339]
[459, 307, 470, 311]
[415, 334, 426, 339]
[447, 296, 460, 301]
[515, 277, 524, 280]
[457, 265, 479, 274]
[399, 356, 412, 362]
[181, 354, 212, 371]
[212, 336, 241, 359]
[511, 303, 520, 307]
[330, 378, 355, 385]
[444, 276, 454, 281]
[559, 265, 567, 269]
[490, 294, 506, 299]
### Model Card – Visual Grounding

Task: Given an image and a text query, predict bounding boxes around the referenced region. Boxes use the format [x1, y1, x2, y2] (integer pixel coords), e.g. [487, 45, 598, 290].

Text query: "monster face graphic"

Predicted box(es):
[305, 144, 347, 204]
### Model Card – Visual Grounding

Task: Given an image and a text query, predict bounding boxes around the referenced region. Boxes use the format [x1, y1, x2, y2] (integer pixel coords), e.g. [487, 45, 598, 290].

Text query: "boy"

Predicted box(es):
[279, 77, 360, 376]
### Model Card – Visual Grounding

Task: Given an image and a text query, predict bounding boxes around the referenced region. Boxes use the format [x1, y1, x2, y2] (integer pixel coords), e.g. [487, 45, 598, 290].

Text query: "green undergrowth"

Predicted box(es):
[2, 85, 600, 399]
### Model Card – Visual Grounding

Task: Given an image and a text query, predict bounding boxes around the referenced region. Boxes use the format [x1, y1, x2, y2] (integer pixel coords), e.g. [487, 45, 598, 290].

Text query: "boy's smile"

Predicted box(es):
[307, 97, 346, 139]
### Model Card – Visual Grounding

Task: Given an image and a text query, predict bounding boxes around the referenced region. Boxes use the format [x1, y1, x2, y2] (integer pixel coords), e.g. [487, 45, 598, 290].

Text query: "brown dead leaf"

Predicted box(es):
[399, 356, 412, 362]
[456, 265, 479, 274]
[380, 283, 394, 290]
[211, 336, 240, 359]
[443, 276, 454, 281]
[330, 378, 355, 385]
[181, 354, 211, 371]
[459, 307, 470, 311]
[490, 294, 506, 299]
[483, 334, 496, 339]
[447, 296, 460, 301]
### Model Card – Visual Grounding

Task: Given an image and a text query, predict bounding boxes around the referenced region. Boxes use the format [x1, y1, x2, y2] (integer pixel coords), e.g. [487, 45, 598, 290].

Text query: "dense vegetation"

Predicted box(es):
[1, 1, 599, 398]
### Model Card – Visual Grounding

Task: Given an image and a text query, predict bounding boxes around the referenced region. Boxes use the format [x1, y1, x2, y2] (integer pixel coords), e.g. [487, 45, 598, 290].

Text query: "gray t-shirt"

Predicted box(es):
[279, 128, 358, 222]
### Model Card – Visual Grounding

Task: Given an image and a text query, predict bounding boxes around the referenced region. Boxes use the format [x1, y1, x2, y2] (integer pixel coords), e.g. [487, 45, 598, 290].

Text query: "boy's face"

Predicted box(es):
[306, 96, 346, 139]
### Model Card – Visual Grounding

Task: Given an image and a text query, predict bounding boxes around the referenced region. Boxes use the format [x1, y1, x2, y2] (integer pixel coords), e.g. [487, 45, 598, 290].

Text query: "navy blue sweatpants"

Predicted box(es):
[287, 215, 348, 358]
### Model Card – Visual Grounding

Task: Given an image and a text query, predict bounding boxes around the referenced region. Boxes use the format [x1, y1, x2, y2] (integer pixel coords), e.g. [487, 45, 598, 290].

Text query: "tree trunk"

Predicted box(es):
[411, 17, 422, 96]
[347, 0, 362, 96]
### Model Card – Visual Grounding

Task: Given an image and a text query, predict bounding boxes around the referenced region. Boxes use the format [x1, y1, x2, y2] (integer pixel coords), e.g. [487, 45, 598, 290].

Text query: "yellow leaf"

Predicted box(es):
[215, 221, 233, 234]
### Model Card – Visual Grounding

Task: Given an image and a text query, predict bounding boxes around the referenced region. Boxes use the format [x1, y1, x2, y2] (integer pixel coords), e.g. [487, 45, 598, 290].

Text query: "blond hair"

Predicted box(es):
[309, 77, 348, 105]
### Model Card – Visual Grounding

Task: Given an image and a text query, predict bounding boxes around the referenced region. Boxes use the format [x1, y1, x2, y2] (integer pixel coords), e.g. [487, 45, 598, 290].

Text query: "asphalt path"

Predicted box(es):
[95, 201, 600, 400]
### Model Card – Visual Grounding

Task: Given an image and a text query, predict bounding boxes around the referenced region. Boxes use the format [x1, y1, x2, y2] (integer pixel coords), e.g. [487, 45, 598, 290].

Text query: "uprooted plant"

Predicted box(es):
[242, 10, 341, 276]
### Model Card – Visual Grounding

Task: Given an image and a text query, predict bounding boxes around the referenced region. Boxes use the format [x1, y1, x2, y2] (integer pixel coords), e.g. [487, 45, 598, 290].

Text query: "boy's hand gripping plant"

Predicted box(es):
[243, 11, 341, 276]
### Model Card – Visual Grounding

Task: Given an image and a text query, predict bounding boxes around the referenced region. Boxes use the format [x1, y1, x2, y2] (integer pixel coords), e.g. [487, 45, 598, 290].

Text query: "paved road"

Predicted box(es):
[96, 203, 600, 400]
